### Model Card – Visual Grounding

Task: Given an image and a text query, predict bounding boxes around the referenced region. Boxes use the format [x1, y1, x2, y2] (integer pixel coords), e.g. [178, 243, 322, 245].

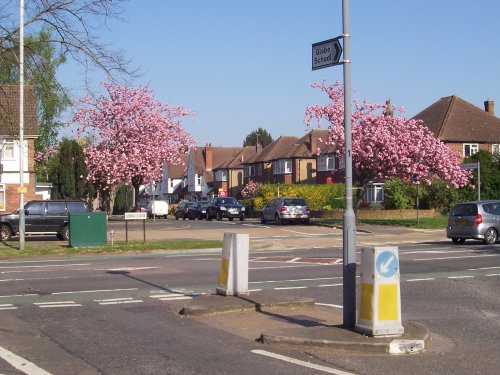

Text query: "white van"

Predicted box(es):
[147, 200, 169, 219]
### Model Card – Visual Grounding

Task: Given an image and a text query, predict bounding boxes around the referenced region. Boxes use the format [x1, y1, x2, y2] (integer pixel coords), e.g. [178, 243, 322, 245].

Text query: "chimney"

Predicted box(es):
[205, 143, 213, 171]
[484, 99, 494, 116]
[384, 98, 394, 117]
[309, 131, 317, 153]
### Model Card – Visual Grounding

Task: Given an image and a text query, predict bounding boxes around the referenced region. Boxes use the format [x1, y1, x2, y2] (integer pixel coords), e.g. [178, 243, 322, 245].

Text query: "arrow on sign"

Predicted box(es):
[380, 255, 395, 274]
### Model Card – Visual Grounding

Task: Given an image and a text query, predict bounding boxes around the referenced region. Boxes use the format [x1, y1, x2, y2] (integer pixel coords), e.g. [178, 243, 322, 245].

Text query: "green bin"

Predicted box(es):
[69, 212, 107, 247]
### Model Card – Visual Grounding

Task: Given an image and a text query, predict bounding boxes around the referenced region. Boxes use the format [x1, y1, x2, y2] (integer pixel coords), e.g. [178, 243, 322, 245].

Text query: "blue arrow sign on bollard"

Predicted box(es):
[312, 37, 343, 70]
[376, 250, 399, 278]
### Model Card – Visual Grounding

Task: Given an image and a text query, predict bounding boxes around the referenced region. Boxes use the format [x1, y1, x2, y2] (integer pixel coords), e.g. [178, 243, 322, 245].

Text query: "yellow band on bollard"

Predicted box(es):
[218, 258, 229, 286]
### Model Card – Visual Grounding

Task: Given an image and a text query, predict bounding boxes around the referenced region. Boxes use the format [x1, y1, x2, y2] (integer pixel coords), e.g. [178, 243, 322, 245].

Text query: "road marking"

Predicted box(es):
[486, 274, 500, 277]
[0, 294, 38, 298]
[150, 293, 193, 301]
[280, 229, 323, 236]
[406, 278, 435, 282]
[448, 276, 475, 279]
[34, 301, 82, 308]
[94, 298, 143, 305]
[251, 350, 356, 375]
[316, 303, 343, 309]
[318, 283, 343, 287]
[52, 288, 138, 295]
[249, 264, 326, 270]
[274, 286, 307, 290]
[0, 345, 53, 375]
[104, 267, 158, 271]
[0, 263, 90, 269]
[414, 254, 498, 261]
[250, 276, 342, 285]
[468, 266, 500, 271]
[0, 304, 17, 310]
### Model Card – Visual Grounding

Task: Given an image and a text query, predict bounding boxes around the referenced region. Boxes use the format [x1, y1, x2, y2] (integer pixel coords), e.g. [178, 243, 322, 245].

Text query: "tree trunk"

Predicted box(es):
[131, 176, 144, 211]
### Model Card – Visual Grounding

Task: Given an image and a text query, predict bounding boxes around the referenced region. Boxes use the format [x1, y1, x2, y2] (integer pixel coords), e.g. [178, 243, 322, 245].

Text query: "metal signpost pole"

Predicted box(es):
[477, 162, 481, 201]
[342, 0, 356, 328]
[19, 0, 25, 251]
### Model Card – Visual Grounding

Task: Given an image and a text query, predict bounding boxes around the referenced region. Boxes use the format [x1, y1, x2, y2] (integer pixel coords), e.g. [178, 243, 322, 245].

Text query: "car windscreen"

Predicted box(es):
[452, 204, 478, 216]
[219, 198, 237, 205]
[283, 198, 307, 206]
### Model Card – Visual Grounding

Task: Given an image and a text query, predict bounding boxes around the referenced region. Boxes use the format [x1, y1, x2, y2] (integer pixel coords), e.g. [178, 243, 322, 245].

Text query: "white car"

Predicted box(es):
[147, 200, 169, 219]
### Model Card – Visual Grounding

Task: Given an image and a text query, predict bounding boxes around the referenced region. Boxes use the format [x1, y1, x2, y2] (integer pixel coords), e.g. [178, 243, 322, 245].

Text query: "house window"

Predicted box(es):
[492, 144, 500, 155]
[170, 179, 173, 188]
[256, 164, 263, 176]
[317, 154, 334, 171]
[0, 184, 5, 211]
[196, 174, 202, 186]
[463, 144, 478, 158]
[2, 141, 15, 160]
[244, 165, 254, 178]
[273, 159, 292, 175]
[364, 183, 384, 203]
[215, 170, 228, 182]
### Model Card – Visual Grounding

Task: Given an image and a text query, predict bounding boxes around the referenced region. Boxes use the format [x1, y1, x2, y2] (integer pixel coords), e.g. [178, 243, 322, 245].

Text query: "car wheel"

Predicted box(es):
[483, 228, 498, 245]
[175, 214, 179, 220]
[275, 214, 283, 225]
[61, 225, 70, 241]
[216, 211, 223, 221]
[229, 217, 234, 221]
[239, 215, 245, 222]
[0, 225, 12, 241]
[206, 212, 212, 221]
[302, 218, 310, 225]
[260, 214, 266, 224]
[451, 238, 465, 245]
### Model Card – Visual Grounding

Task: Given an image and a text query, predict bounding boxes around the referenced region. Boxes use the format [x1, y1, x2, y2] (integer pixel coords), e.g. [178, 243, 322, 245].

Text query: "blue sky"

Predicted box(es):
[59, 0, 500, 147]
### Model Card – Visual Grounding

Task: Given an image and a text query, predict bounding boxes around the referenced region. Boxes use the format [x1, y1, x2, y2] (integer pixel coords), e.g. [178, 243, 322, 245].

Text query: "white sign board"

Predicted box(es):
[312, 37, 343, 70]
[125, 212, 147, 220]
[460, 163, 479, 170]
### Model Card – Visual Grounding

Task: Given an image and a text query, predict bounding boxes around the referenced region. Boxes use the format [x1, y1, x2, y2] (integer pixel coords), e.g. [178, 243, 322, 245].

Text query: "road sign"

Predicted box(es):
[460, 162, 479, 170]
[312, 37, 343, 70]
[376, 250, 399, 278]
[125, 212, 147, 220]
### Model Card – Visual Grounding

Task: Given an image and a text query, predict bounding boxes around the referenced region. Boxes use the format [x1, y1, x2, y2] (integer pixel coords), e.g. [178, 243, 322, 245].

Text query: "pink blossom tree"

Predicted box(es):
[68, 82, 195, 211]
[304, 81, 471, 204]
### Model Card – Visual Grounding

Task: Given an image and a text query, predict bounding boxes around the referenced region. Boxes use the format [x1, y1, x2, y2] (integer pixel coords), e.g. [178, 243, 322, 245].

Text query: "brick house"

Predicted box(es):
[242, 129, 336, 185]
[186, 144, 246, 199]
[0, 85, 39, 212]
[413, 96, 500, 159]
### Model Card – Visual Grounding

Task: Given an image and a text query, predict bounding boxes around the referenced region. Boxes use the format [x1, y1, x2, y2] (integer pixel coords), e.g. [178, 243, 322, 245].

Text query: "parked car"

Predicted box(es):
[0, 200, 90, 241]
[147, 200, 169, 219]
[191, 201, 209, 220]
[447, 200, 500, 244]
[174, 201, 197, 220]
[260, 197, 310, 225]
[206, 197, 245, 221]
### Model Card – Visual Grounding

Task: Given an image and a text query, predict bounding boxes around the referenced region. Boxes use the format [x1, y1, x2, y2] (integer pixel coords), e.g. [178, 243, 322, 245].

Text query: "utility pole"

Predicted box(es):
[341, 0, 357, 328]
[19, 0, 26, 250]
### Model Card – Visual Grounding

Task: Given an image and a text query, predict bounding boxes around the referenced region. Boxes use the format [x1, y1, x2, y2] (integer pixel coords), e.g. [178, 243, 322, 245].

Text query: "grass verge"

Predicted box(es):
[0, 239, 223, 258]
[313, 215, 448, 229]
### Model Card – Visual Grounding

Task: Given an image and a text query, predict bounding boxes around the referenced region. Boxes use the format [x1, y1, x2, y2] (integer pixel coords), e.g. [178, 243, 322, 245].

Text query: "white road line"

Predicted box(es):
[251, 349, 356, 375]
[152, 296, 192, 301]
[0, 263, 90, 269]
[448, 276, 475, 279]
[0, 304, 17, 310]
[249, 264, 326, 270]
[468, 266, 500, 271]
[406, 278, 435, 282]
[274, 286, 307, 290]
[34, 301, 82, 308]
[95, 298, 143, 305]
[280, 229, 323, 236]
[248, 289, 262, 292]
[0, 294, 37, 298]
[250, 276, 342, 284]
[414, 254, 498, 261]
[316, 303, 343, 309]
[52, 288, 138, 295]
[0, 345, 53, 375]
[318, 283, 343, 287]
[486, 274, 500, 277]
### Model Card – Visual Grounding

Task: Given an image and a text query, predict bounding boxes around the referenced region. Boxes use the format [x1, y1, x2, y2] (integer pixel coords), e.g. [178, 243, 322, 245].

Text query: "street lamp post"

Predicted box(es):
[19, 0, 26, 250]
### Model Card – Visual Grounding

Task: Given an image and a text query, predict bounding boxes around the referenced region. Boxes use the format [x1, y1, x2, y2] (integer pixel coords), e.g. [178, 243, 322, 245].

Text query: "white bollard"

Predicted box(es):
[356, 246, 404, 337]
[216, 233, 249, 296]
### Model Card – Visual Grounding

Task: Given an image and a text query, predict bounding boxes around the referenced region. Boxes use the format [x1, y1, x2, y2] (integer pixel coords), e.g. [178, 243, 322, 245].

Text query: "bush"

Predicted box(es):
[383, 179, 415, 209]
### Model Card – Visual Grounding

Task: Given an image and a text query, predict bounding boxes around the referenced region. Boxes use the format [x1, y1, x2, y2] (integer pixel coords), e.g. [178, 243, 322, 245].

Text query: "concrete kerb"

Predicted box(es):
[179, 294, 429, 354]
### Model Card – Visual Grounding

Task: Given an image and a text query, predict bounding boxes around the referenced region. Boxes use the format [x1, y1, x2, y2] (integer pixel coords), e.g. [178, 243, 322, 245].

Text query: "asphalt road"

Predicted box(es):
[0, 222, 498, 374]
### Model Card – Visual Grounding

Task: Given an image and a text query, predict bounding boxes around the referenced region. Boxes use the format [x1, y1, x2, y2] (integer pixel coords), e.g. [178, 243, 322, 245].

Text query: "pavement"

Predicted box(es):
[180, 292, 429, 355]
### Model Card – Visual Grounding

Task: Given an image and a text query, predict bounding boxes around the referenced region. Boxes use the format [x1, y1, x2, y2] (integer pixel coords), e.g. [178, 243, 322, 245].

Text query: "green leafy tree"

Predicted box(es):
[49, 139, 90, 199]
[0, 28, 70, 156]
[465, 150, 500, 200]
[243, 128, 273, 147]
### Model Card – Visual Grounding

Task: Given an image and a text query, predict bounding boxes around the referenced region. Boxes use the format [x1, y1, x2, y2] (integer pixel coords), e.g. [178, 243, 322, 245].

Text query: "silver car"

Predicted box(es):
[447, 200, 500, 244]
[260, 197, 310, 225]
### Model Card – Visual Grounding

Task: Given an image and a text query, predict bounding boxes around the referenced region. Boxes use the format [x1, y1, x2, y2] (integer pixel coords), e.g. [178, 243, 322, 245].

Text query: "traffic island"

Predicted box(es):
[261, 320, 429, 354]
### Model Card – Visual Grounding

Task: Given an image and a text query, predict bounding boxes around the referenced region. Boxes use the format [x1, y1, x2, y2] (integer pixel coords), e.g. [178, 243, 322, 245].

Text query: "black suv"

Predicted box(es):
[0, 200, 90, 241]
[206, 197, 245, 221]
